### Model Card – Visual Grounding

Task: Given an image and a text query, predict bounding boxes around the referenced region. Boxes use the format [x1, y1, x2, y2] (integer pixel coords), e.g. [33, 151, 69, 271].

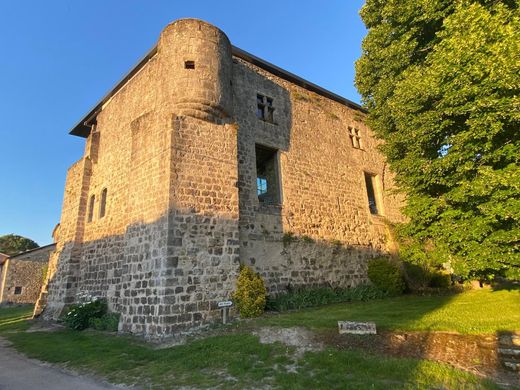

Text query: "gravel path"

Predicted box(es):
[0, 338, 131, 390]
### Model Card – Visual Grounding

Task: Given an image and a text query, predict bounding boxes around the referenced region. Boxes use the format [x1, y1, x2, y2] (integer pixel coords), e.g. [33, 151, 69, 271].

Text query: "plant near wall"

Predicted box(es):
[265, 284, 388, 312]
[89, 312, 120, 332]
[61, 296, 107, 330]
[232, 265, 267, 318]
[367, 257, 406, 295]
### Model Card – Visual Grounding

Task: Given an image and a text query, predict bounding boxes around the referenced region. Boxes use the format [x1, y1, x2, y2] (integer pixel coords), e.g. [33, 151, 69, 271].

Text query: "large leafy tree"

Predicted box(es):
[0, 234, 39, 256]
[356, 0, 519, 278]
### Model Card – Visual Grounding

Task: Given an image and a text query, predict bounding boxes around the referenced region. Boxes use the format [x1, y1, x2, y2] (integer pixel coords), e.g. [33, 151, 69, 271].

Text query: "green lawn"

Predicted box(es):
[3, 327, 502, 389]
[0, 305, 33, 332]
[0, 289, 517, 389]
[255, 289, 520, 334]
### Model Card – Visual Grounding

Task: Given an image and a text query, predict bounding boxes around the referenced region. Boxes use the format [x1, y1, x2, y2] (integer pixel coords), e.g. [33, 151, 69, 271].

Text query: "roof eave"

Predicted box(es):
[69, 45, 366, 138]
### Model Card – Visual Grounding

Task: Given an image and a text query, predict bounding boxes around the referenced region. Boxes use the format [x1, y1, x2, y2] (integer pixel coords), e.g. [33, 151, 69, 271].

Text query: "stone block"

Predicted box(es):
[338, 321, 377, 335]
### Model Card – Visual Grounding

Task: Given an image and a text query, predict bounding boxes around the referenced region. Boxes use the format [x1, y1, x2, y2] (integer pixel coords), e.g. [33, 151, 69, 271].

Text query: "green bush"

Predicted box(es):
[367, 257, 406, 295]
[403, 262, 432, 290]
[430, 271, 452, 289]
[62, 299, 107, 330]
[266, 284, 387, 312]
[403, 261, 454, 291]
[232, 265, 267, 318]
[89, 312, 120, 332]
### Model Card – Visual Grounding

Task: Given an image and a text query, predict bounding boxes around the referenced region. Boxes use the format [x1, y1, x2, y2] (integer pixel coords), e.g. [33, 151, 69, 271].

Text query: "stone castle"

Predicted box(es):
[42, 19, 404, 337]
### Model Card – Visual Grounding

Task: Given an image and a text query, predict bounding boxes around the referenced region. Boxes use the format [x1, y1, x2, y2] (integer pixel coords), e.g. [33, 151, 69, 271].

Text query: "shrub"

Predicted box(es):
[232, 265, 267, 318]
[429, 271, 452, 289]
[403, 262, 432, 291]
[89, 312, 120, 332]
[62, 298, 107, 330]
[367, 257, 406, 295]
[403, 261, 454, 291]
[265, 284, 387, 312]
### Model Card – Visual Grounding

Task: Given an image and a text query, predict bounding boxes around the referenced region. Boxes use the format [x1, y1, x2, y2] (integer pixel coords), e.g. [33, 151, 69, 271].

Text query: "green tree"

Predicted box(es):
[356, 0, 519, 279]
[0, 234, 39, 256]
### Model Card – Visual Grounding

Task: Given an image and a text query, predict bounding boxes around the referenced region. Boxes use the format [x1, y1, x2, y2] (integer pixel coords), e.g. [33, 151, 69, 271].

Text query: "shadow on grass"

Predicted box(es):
[254, 287, 520, 387]
[0, 305, 34, 332]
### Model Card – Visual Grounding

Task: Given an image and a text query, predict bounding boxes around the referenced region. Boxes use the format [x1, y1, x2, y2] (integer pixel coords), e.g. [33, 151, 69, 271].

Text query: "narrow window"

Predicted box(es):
[349, 126, 362, 149]
[88, 194, 95, 222]
[256, 94, 274, 123]
[99, 188, 107, 218]
[255, 144, 281, 205]
[257, 94, 265, 120]
[364, 173, 380, 215]
[184, 60, 195, 69]
[14, 286, 22, 295]
[266, 97, 274, 122]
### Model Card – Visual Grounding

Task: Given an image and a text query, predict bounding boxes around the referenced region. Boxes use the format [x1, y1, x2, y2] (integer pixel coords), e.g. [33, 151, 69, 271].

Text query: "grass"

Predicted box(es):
[256, 289, 520, 334]
[0, 305, 33, 332]
[0, 289, 517, 389]
[2, 328, 501, 389]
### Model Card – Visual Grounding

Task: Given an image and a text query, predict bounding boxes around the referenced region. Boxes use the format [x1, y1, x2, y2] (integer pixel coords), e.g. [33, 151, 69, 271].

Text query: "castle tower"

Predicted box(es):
[158, 18, 234, 122]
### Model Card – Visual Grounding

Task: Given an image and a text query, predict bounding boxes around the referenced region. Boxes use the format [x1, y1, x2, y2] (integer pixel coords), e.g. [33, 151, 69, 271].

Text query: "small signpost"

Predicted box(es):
[218, 300, 233, 324]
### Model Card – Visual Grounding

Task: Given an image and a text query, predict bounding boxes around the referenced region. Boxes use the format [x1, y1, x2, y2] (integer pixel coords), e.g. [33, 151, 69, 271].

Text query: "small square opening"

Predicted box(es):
[184, 61, 195, 69]
[14, 286, 22, 295]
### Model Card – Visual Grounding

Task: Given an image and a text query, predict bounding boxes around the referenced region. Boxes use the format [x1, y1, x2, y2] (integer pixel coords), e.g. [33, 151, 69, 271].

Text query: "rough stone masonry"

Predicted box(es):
[41, 18, 405, 338]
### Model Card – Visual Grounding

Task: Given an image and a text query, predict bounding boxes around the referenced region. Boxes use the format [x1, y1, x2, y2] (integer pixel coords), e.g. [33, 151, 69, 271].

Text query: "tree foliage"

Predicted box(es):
[0, 234, 39, 256]
[356, 0, 519, 279]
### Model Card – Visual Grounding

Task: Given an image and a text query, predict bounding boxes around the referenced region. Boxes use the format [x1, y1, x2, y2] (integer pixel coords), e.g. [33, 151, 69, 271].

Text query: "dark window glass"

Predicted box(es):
[14, 286, 22, 295]
[184, 61, 195, 69]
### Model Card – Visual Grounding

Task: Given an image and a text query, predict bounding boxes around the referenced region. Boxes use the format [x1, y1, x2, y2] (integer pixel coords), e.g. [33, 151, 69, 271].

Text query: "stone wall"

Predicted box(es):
[233, 57, 405, 293]
[0, 245, 55, 304]
[43, 18, 405, 337]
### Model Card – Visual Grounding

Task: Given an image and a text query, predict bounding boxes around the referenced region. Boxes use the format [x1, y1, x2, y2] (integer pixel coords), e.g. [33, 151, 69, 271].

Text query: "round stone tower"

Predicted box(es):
[158, 19, 233, 122]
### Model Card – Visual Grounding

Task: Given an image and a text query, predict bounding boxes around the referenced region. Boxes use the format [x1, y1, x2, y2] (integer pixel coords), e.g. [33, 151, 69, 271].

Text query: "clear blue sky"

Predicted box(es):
[0, 0, 366, 246]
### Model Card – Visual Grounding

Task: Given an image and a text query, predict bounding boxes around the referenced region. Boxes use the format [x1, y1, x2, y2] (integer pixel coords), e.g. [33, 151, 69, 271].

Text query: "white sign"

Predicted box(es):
[218, 300, 233, 308]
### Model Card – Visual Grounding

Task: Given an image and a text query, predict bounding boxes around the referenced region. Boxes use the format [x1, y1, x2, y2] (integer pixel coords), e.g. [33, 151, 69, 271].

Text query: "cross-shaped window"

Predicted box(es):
[256, 94, 274, 123]
[348, 126, 362, 149]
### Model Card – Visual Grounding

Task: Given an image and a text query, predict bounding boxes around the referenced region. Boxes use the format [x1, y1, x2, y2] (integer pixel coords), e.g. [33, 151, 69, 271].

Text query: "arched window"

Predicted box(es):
[87, 195, 95, 222]
[99, 188, 107, 218]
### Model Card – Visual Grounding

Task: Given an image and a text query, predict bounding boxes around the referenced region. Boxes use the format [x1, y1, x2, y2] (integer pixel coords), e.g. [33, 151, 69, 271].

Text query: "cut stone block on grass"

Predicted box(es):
[338, 321, 377, 335]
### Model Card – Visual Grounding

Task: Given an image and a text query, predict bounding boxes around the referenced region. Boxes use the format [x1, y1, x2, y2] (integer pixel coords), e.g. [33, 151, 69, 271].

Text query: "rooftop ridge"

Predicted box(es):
[70, 36, 365, 138]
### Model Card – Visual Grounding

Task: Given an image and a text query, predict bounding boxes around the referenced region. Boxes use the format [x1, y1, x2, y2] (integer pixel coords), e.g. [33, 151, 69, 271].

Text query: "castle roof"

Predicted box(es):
[70, 36, 366, 138]
[7, 243, 56, 260]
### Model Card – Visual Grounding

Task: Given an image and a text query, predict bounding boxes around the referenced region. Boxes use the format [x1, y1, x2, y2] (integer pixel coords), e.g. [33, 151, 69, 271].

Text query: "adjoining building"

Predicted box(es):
[0, 244, 55, 304]
[42, 19, 405, 337]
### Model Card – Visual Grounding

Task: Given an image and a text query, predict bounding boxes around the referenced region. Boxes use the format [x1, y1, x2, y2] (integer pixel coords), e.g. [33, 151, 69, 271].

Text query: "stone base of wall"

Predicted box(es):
[245, 240, 380, 295]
